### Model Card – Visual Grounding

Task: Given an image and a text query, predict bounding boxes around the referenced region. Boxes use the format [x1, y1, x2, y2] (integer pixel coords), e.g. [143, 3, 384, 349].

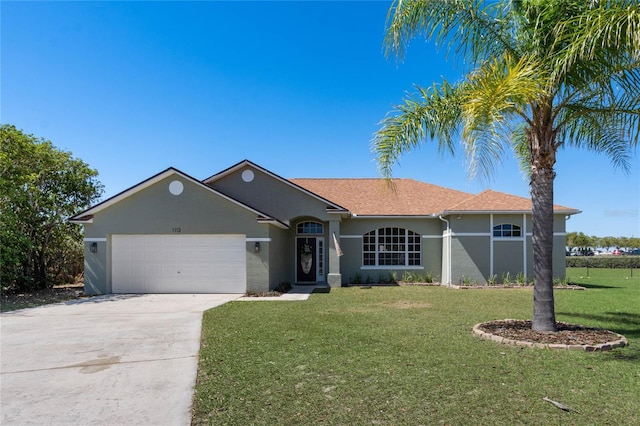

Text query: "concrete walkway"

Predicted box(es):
[237, 284, 326, 301]
[0, 294, 242, 426]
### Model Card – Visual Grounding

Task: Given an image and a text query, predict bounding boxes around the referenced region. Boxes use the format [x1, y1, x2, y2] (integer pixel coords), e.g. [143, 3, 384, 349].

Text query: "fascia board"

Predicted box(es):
[350, 214, 438, 219]
[203, 159, 350, 213]
[68, 167, 280, 223]
[439, 209, 582, 215]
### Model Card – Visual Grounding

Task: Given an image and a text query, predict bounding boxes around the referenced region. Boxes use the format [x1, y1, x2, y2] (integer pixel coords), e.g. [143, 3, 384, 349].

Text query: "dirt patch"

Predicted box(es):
[1, 284, 85, 312]
[475, 319, 627, 350]
[379, 300, 432, 309]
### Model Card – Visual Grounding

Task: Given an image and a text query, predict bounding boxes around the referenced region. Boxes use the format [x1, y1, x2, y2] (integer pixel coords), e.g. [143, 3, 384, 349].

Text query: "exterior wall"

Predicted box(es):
[450, 236, 491, 284]
[83, 175, 268, 294]
[246, 241, 268, 293]
[444, 213, 568, 285]
[449, 215, 490, 234]
[268, 226, 293, 289]
[339, 218, 443, 284]
[83, 242, 107, 295]
[493, 241, 524, 280]
[209, 166, 335, 222]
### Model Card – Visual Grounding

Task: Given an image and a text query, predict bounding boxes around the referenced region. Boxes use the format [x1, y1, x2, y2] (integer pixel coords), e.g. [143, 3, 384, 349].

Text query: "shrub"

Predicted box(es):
[566, 256, 640, 269]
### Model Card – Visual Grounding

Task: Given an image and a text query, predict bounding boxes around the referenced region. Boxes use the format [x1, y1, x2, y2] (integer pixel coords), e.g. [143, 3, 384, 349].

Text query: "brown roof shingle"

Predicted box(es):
[445, 190, 579, 213]
[289, 178, 473, 216]
[289, 180, 579, 216]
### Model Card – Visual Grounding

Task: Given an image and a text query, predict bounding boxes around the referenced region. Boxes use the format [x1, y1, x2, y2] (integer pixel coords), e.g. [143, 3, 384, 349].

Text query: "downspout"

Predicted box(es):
[438, 215, 451, 287]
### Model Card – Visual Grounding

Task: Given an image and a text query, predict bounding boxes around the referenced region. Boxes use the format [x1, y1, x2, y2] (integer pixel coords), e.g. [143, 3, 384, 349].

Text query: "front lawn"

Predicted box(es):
[193, 268, 639, 425]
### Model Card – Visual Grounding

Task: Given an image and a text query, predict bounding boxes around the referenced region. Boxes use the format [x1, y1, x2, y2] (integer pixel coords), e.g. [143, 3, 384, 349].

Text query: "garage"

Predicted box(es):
[111, 234, 246, 293]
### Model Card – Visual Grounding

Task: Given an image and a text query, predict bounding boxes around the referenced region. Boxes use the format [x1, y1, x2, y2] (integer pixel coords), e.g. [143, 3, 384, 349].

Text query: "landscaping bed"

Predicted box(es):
[474, 319, 627, 350]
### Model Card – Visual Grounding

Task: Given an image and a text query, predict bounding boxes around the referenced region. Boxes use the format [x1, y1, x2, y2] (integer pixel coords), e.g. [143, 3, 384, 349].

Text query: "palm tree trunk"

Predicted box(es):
[530, 162, 557, 332]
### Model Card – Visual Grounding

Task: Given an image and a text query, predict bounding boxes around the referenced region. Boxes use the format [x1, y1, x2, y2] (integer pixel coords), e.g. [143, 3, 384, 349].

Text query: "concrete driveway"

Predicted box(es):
[1, 293, 242, 426]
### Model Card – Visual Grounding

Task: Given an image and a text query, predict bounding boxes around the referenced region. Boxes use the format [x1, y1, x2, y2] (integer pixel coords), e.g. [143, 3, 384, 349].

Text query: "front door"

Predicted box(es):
[296, 237, 323, 283]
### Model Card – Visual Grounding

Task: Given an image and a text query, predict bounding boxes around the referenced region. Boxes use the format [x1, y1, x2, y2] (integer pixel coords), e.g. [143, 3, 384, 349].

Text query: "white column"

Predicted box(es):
[327, 220, 342, 287]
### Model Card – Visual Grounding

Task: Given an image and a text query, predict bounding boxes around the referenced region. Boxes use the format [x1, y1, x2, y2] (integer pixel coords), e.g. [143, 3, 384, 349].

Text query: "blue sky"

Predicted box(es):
[2, 1, 638, 238]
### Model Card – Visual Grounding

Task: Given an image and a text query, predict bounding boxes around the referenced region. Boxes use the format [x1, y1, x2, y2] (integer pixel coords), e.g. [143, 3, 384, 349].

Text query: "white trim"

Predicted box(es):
[493, 237, 525, 241]
[84, 237, 107, 242]
[69, 168, 281, 224]
[340, 235, 362, 239]
[438, 216, 451, 285]
[361, 228, 422, 268]
[71, 218, 94, 224]
[442, 209, 581, 215]
[245, 237, 272, 242]
[522, 213, 527, 281]
[451, 232, 491, 237]
[361, 266, 424, 270]
[489, 214, 494, 278]
[349, 215, 437, 219]
[204, 160, 349, 212]
[422, 235, 442, 239]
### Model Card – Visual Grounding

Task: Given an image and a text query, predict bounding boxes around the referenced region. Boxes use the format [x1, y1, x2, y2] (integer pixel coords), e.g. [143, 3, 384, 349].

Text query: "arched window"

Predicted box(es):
[493, 223, 522, 237]
[363, 227, 421, 266]
[297, 221, 324, 235]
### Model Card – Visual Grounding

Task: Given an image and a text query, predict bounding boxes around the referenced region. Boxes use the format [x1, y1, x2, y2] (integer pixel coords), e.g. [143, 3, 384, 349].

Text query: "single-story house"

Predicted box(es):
[69, 159, 580, 294]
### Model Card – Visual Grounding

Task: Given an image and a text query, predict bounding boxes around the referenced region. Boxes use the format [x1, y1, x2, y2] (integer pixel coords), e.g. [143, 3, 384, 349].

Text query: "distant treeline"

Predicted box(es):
[566, 232, 640, 250]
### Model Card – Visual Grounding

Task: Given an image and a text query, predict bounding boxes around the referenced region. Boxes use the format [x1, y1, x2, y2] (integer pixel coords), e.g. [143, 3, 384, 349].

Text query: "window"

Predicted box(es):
[297, 221, 323, 235]
[363, 227, 421, 266]
[493, 223, 522, 237]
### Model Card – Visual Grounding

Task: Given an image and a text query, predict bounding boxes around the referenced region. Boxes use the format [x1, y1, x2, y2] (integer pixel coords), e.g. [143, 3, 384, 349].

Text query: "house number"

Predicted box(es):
[172, 227, 181, 233]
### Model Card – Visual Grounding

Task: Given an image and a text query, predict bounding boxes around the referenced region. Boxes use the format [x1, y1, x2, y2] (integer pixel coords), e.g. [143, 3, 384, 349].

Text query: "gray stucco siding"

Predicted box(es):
[210, 166, 335, 222]
[340, 218, 441, 237]
[451, 236, 490, 284]
[449, 215, 490, 234]
[493, 240, 524, 279]
[84, 176, 264, 238]
[83, 243, 107, 295]
[268, 226, 292, 289]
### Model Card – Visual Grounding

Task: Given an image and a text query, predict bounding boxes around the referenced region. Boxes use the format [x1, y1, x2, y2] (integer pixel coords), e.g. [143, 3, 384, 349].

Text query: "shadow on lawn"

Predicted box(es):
[557, 311, 640, 340]
[568, 282, 618, 289]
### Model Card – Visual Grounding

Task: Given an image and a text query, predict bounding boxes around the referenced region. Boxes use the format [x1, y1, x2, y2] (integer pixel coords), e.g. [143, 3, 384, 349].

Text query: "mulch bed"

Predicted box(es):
[476, 319, 627, 350]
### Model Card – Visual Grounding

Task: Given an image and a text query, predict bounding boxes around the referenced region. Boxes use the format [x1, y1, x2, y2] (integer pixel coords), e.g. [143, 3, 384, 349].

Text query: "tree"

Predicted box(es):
[566, 232, 593, 252]
[0, 125, 103, 291]
[373, 0, 640, 331]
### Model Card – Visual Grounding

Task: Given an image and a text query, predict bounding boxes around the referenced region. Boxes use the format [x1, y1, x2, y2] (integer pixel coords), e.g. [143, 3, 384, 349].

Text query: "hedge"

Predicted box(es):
[566, 256, 640, 268]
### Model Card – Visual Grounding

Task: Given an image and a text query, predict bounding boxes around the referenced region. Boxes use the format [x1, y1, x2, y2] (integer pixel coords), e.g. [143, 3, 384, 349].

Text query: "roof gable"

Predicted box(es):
[204, 160, 349, 214]
[69, 167, 285, 226]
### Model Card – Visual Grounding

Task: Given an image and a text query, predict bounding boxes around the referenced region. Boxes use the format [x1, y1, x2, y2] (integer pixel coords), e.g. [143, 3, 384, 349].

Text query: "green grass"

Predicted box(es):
[193, 268, 639, 425]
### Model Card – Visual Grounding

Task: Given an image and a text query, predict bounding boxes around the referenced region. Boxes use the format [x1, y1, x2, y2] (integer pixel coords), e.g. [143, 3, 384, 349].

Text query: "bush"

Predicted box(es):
[566, 256, 640, 269]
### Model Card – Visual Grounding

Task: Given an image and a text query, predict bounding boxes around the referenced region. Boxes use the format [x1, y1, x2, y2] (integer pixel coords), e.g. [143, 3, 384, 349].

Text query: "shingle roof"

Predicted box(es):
[444, 189, 579, 214]
[289, 179, 580, 216]
[289, 178, 473, 216]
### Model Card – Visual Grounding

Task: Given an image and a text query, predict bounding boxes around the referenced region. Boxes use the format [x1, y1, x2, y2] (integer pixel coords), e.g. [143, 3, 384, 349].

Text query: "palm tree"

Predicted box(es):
[373, 0, 640, 331]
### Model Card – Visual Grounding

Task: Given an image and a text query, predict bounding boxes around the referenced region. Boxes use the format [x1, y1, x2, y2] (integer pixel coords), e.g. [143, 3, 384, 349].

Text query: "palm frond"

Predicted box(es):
[384, 0, 516, 65]
[461, 54, 545, 179]
[557, 102, 637, 172]
[371, 80, 463, 178]
[550, 1, 640, 84]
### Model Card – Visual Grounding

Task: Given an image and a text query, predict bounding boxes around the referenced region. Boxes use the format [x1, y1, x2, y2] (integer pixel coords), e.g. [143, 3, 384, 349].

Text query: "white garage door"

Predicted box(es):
[111, 234, 246, 293]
